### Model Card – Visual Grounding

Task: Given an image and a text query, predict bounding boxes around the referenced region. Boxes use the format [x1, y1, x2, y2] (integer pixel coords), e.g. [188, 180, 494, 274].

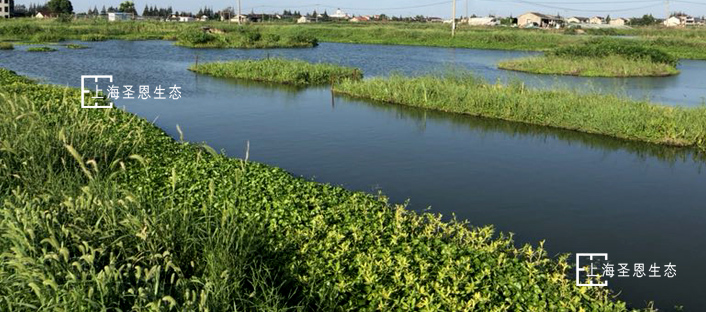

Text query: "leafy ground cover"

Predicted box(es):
[0, 68, 650, 310]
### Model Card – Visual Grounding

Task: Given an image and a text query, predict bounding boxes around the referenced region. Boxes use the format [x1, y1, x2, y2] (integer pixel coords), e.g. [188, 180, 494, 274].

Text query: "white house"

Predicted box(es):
[35, 12, 46, 19]
[200, 15, 209, 22]
[297, 16, 310, 23]
[663, 16, 682, 27]
[179, 16, 195, 22]
[330, 8, 349, 19]
[468, 17, 499, 26]
[589, 16, 605, 24]
[609, 17, 628, 26]
[566, 16, 589, 24]
[108, 12, 131, 22]
[1, 1, 10, 18]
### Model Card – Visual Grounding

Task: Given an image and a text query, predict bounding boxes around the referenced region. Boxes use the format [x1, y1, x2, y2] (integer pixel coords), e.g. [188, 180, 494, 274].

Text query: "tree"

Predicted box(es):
[46, 0, 73, 15]
[119, 1, 136, 15]
[606, 14, 611, 23]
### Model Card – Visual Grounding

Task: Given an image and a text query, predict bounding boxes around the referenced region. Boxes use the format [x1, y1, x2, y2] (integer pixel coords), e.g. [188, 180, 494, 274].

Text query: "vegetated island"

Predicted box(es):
[333, 73, 706, 150]
[26, 46, 58, 52]
[498, 39, 680, 77]
[189, 58, 362, 85]
[0, 67, 652, 310]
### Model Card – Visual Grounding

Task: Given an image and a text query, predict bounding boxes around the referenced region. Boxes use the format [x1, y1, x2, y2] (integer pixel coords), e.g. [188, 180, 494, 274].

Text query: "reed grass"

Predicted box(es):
[0, 42, 12, 50]
[189, 58, 363, 85]
[65, 43, 89, 49]
[2, 19, 705, 58]
[0, 68, 652, 310]
[334, 74, 706, 150]
[498, 55, 679, 77]
[26, 46, 57, 52]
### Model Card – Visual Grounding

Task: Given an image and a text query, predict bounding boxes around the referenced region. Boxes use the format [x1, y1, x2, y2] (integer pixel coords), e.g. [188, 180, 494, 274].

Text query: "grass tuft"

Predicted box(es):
[189, 58, 363, 85]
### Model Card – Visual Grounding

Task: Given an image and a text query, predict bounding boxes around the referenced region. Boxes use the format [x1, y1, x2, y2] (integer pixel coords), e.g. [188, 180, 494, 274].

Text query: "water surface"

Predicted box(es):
[2, 40, 705, 310]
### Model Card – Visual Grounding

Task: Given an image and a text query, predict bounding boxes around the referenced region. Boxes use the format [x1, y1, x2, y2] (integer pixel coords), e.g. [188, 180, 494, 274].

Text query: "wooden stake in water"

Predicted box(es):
[452, 0, 457, 37]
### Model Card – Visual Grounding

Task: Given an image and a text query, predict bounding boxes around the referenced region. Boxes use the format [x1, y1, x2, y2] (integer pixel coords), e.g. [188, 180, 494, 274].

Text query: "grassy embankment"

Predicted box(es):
[498, 39, 680, 77]
[0, 67, 651, 310]
[333, 74, 706, 150]
[0, 42, 12, 50]
[2, 19, 706, 58]
[0, 19, 318, 49]
[189, 58, 362, 86]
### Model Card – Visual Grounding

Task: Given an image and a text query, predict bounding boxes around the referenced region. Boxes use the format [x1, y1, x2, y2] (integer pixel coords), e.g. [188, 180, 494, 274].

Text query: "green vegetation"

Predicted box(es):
[65, 43, 89, 49]
[175, 28, 317, 49]
[498, 40, 680, 77]
[0, 68, 650, 310]
[2, 19, 706, 58]
[498, 55, 679, 77]
[189, 58, 362, 86]
[0, 42, 13, 50]
[26, 46, 58, 52]
[334, 74, 706, 150]
[0, 19, 318, 49]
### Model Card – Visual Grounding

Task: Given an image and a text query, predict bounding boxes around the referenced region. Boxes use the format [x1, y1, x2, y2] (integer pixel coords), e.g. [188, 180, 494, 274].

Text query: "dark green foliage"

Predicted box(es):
[26, 46, 58, 52]
[46, 0, 74, 14]
[0, 42, 13, 50]
[0, 68, 34, 85]
[0, 70, 650, 310]
[551, 39, 679, 66]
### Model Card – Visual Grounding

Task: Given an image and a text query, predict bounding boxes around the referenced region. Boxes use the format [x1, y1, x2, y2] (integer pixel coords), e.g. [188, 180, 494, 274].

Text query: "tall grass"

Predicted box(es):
[2, 19, 706, 58]
[0, 68, 652, 310]
[334, 74, 706, 150]
[498, 55, 679, 77]
[0, 42, 12, 50]
[189, 58, 363, 85]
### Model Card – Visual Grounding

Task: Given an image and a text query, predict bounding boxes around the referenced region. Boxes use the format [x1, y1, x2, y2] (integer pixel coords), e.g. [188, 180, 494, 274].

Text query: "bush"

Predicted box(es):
[80, 34, 107, 41]
[31, 32, 65, 43]
[0, 42, 13, 50]
[178, 30, 216, 45]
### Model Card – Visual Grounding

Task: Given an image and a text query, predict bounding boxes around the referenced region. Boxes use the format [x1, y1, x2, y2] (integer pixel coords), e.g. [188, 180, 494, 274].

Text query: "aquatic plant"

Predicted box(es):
[0, 42, 13, 50]
[0, 69, 653, 310]
[334, 73, 706, 150]
[498, 55, 679, 77]
[189, 58, 362, 85]
[26, 46, 58, 52]
[66, 43, 89, 49]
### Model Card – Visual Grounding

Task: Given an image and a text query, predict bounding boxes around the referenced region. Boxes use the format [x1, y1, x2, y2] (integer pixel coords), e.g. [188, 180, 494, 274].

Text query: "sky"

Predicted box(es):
[22, 0, 706, 18]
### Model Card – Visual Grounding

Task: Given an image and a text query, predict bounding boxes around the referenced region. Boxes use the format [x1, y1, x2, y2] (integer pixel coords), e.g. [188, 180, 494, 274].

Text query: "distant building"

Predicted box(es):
[518, 12, 564, 28]
[567, 16, 589, 24]
[297, 16, 310, 23]
[200, 15, 209, 21]
[108, 12, 130, 22]
[663, 15, 696, 27]
[589, 16, 605, 24]
[1, 0, 11, 18]
[609, 17, 628, 26]
[349, 16, 370, 22]
[178, 16, 195, 22]
[34, 11, 46, 19]
[427, 17, 444, 23]
[330, 8, 349, 19]
[468, 17, 499, 26]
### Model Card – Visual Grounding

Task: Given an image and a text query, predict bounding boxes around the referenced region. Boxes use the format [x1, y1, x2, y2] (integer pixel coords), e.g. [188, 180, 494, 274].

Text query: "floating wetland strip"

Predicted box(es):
[498, 40, 681, 77]
[333, 74, 706, 151]
[0, 68, 653, 310]
[188, 58, 363, 86]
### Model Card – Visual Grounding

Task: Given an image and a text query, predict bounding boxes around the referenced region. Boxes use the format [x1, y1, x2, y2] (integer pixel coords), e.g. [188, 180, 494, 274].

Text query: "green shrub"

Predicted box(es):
[177, 30, 217, 45]
[31, 32, 65, 43]
[0, 68, 35, 85]
[66, 43, 89, 49]
[0, 42, 13, 50]
[80, 34, 107, 41]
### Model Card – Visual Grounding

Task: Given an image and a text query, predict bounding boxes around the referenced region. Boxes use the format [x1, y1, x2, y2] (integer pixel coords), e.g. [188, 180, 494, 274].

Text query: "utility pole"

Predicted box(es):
[238, 0, 242, 25]
[452, 0, 456, 37]
[465, 0, 469, 25]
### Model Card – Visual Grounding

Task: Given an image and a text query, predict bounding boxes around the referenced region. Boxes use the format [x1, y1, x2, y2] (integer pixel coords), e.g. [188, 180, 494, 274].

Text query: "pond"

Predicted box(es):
[2, 40, 705, 310]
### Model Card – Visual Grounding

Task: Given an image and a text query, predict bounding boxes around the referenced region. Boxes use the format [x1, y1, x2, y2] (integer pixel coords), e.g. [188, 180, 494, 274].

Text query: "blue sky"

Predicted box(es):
[25, 0, 706, 18]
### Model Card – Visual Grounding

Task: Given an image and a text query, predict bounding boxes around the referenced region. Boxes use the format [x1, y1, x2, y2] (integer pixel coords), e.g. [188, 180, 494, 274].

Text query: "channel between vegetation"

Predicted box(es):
[190, 59, 706, 151]
[0, 67, 651, 310]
